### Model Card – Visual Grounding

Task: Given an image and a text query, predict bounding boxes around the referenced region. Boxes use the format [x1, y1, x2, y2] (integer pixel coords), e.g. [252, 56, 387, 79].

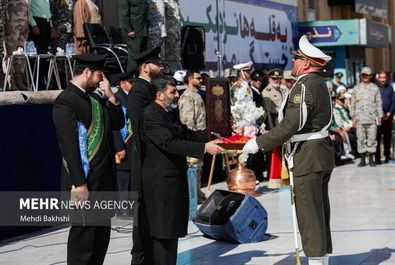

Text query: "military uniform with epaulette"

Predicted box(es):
[243, 36, 335, 263]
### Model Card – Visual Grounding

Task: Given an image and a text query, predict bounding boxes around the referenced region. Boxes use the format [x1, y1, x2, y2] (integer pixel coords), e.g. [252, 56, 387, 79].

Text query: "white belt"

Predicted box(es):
[290, 131, 328, 143]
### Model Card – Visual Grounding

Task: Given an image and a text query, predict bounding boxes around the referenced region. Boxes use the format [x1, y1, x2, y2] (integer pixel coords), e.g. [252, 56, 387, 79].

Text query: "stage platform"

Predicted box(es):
[1, 160, 395, 265]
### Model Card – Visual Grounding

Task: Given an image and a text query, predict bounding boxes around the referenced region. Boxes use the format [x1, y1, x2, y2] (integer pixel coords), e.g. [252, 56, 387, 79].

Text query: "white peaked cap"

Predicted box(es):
[233, 61, 253, 71]
[293, 35, 332, 66]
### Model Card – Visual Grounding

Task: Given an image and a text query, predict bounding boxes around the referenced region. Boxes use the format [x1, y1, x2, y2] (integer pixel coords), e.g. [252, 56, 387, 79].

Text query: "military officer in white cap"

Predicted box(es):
[243, 35, 334, 265]
[229, 61, 253, 104]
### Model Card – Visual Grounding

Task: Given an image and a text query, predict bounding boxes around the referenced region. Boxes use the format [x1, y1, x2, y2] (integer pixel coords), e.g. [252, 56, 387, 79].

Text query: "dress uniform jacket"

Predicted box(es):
[140, 102, 207, 238]
[255, 73, 334, 257]
[256, 73, 334, 176]
[113, 88, 133, 171]
[127, 77, 151, 192]
[52, 84, 124, 218]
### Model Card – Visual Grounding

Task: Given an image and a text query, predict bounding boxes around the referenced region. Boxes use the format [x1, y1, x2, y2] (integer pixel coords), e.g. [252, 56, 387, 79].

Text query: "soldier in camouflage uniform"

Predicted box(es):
[350, 66, 383, 167]
[178, 70, 206, 203]
[262, 68, 288, 112]
[0, 0, 6, 62]
[2, 0, 29, 90]
[147, 0, 180, 74]
[50, 0, 73, 54]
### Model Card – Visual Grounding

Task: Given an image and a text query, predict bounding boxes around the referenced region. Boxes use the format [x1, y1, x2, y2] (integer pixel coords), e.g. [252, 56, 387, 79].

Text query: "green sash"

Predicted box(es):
[87, 94, 104, 161]
[62, 94, 104, 175]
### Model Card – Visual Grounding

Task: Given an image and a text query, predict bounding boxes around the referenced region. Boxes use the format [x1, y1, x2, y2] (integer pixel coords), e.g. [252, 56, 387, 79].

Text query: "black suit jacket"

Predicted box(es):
[53, 84, 124, 192]
[127, 77, 151, 192]
[113, 88, 133, 171]
[141, 102, 207, 239]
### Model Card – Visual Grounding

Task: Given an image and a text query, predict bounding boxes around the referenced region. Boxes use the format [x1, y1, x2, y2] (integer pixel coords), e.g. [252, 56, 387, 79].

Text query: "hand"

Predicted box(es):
[5, 21, 12, 36]
[128, 32, 136, 39]
[50, 27, 58, 39]
[377, 118, 382, 126]
[205, 141, 226, 155]
[243, 138, 259, 154]
[116, 150, 126, 160]
[73, 184, 89, 202]
[339, 131, 347, 141]
[31, 25, 40, 35]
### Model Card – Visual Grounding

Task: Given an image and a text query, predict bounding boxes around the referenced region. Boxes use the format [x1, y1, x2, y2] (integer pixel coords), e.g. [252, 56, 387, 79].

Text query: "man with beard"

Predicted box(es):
[52, 54, 124, 264]
[375, 70, 395, 164]
[127, 46, 164, 264]
[262, 68, 287, 113]
[243, 35, 334, 265]
[140, 74, 225, 264]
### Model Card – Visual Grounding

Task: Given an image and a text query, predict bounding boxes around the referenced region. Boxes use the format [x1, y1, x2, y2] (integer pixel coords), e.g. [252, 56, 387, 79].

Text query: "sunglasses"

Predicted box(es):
[193, 77, 202, 80]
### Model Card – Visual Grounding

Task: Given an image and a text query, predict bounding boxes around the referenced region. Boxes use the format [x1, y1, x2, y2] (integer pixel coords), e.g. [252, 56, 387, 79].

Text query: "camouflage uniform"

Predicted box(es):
[163, 0, 180, 74]
[261, 83, 287, 112]
[0, 0, 6, 60]
[2, 0, 29, 76]
[49, 0, 73, 53]
[147, 0, 180, 74]
[178, 86, 206, 200]
[350, 82, 383, 153]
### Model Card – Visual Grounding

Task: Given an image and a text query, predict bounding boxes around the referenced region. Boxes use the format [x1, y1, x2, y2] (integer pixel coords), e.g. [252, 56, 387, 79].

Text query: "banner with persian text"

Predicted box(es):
[179, 0, 298, 71]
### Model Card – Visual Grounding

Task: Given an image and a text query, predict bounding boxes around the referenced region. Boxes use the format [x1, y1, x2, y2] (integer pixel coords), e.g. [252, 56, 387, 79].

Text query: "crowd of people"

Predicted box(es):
[0, 0, 181, 90]
[1, 2, 395, 265]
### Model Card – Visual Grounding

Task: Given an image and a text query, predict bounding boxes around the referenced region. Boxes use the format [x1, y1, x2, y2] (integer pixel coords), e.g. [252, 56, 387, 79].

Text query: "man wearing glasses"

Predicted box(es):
[178, 70, 207, 203]
[262, 68, 287, 113]
[243, 35, 334, 265]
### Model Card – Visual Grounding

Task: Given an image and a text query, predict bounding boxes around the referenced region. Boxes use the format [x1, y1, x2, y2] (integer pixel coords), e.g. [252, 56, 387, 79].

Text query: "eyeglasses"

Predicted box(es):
[193, 77, 202, 80]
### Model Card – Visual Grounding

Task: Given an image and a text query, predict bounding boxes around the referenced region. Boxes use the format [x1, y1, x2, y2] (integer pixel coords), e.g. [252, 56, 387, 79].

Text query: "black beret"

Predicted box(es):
[74, 54, 107, 71]
[250, 70, 263, 81]
[119, 69, 139, 82]
[133, 47, 162, 66]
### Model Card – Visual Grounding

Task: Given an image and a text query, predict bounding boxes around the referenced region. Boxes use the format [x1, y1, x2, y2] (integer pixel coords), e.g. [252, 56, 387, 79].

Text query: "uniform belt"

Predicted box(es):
[290, 131, 328, 143]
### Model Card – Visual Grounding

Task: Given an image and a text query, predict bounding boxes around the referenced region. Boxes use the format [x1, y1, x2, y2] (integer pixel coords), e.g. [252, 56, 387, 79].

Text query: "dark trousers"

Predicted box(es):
[376, 118, 393, 161]
[144, 237, 178, 265]
[28, 17, 51, 90]
[246, 151, 265, 181]
[122, 30, 147, 71]
[117, 170, 131, 214]
[294, 169, 333, 257]
[67, 222, 111, 265]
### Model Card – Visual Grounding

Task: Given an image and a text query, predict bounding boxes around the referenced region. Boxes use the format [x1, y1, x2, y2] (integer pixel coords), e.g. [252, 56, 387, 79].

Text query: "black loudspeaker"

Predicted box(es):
[181, 26, 205, 70]
[194, 190, 268, 243]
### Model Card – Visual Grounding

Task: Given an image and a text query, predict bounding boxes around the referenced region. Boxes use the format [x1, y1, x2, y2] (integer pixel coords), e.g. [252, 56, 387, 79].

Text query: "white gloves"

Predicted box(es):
[242, 138, 260, 154]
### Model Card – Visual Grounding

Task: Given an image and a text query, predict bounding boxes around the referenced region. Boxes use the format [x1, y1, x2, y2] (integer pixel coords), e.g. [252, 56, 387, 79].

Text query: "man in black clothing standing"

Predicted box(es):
[126, 47, 164, 264]
[140, 75, 225, 265]
[52, 54, 124, 265]
[113, 69, 139, 218]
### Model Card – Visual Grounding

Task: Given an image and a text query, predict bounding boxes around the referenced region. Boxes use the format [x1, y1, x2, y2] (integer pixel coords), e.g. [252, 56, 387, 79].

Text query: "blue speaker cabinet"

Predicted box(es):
[194, 190, 268, 243]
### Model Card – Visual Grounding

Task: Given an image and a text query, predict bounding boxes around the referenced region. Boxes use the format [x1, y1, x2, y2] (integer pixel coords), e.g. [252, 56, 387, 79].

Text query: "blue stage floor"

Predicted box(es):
[1, 160, 395, 265]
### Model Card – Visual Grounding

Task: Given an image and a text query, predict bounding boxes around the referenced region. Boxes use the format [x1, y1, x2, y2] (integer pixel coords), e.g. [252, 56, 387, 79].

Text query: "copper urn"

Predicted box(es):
[227, 162, 257, 196]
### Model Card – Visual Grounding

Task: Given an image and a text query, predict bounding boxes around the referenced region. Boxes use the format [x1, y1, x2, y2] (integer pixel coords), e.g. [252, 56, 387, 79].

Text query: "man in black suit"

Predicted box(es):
[52, 54, 124, 264]
[140, 75, 225, 265]
[113, 69, 139, 219]
[126, 47, 164, 264]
